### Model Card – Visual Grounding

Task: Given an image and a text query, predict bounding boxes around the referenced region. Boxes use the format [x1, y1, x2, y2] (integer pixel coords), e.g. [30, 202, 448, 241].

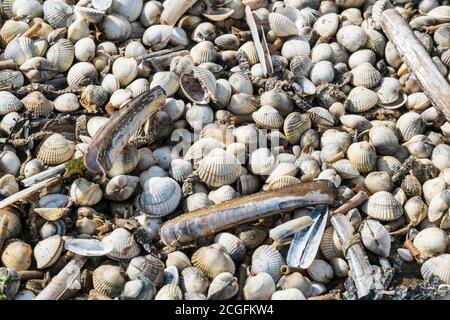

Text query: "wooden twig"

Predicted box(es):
[159, 180, 336, 246]
[330, 191, 369, 216]
[381, 9, 450, 122]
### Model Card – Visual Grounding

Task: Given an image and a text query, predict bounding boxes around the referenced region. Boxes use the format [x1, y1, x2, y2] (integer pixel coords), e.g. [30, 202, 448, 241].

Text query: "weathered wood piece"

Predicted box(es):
[330, 190, 369, 216]
[160, 180, 336, 246]
[381, 9, 450, 122]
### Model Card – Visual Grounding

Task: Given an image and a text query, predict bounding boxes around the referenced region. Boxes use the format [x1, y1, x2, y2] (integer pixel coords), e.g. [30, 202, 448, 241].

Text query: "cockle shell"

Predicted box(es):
[336, 25, 367, 52]
[251, 245, 284, 282]
[93, 264, 126, 298]
[43, 0, 74, 28]
[283, 112, 311, 144]
[69, 178, 103, 206]
[183, 192, 212, 212]
[307, 259, 333, 284]
[361, 220, 391, 257]
[102, 228, 140, 261]
[166, 251, 192, 272]
[39, 219, 66, 239]
[138, 177, 181, 217]
[155, 284, 183, 300]
[53, 93, 80, 113]
[214, 232, 246, 261]
[150, 71, 180, 97]
[197, 148, 242, 187]
[330, 258, 349, 279]
[432, 144, 450, 171]
[401, 175, 422, 198]
[120, 278, 156, 300]
[0, 70, 24, 90]
[252, 105, 284, 129]
[346, 141, 376, 174]
[0, 174, 19, 197]
[207, 272, 239, 300]
[423, 177, 447, 205]
[320, 226, 343, 260]
[281, 36, 311, 60]
[1, 240, 32, 271]
[365, 171, 394, 193]
[0, 209, 22, 239]
[113, 57, 139, 87]
[105, 175, 139, 201]
[4, 37, 36, 66]
[428, 191, 450, 222]
[421, 254, 450, 284]
[350, 62, 381, 88]
[67, 62, 98, 87]
[46, 39, 75, 73]
[369, 125, 400, 156]
[208, 185, 240, 205]
[244, 272, 276, 300]
[0, 91, 22, 115]
[310, 61, 334, 85]
[22, 91, 54, 117]
[272, 288, 306, 300]
[191, 244, 235, 279]
[367, 191, 403, 221]
[107, 145, 140, 177]
[74, 37, 96, 62]
[36, 133, 75, 165]
[329, 159, 359, 179]
[0, 151, 20, 177]
[33, 235, 64, 269]
[269, 12, 299, 37]
[313, 12, 339, 38]
[345, 87, 378, 113]
[404, 196, 428, 226]
[277, 272, 312, 297]
[180, 267, 209, 294]
[249, 148, 275, 176]
[169, 159, 193, 183]
[413, 227, 448, 259]
[127, 254, 165, 286]
[101, 13, 132, 42]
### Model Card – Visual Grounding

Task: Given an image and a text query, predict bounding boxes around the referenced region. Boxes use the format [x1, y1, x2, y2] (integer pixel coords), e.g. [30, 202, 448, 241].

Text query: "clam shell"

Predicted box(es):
[37, 133, 75, 165]
[105, 175, 139, 201]
[244, 272, 276, 300]
[404, 196, 428, 226]
[413, 227, 448, 259]
[113, 57, 139, 87]
[120, 278, 156, 300]
[251, 245, 284, 282]
[283, 112, 311, 144]
[190, 41, 217, 64]
[272, 288, 306, 300]
[313, 12, 339, 38]
[33, 235, 64, 269]
[208, 185, 240, 204]
[347, 141, 377, 174]
[166, 251, 192, 271]
[183, 192, 212, 212]
[150, 71, 180, 97]
[0, 91, 22, 115]
[214, 232, 246, 261]
[428, 6, 450, 22]
[22, 91, 54, 117]
[361, 219, 391, 257]
[428, 191, 450, 222]
[1, 240, 33, 271]
[191, 244, 235, 279]
[4, 37, 36, 66]
[432, 144, 450, 171]
[249, 148, 275, 176]
[67, 62, 98, 87]
[169, 159, 193, 183]
[307, 259, 333, 284]
[143, 24, 173, 50]
[350, 63, 381, 88]
[64, 238, 113, 257]
[127, 255, 165, 286]
[252, 105, 284, 129]
[69, 177, 103, 206]
[367, 191, 403, 221]
[180, 267, 209, 294]
[365, 171, 393, 193]
[197, 148, 242, 187]
[396, 112, 425, 142]
[310, 61, 334, 85]
[369, 125, 400, 156]
[330, 159, 359, 179]
[320, 226, 343, 260]
[0, 151, 20, 177]
[277, 272, 312, 297]
[43, 0, 74, 28]
[345, 87, 378, 113]
[101, 13, 132, 42]
[155, 284, 183, 300]
[207, 272, 239, 300]
[138, 177, 181, 217]
[102, 228, 140, 261]
[0, 174, 19, 197]
[336, 25, 367, 52]
[421, 254, 450, 284]
[93, 264, 126, 298]
[228, 93, 257, 115]
[139, 1, 162, 27]
[0, 209, 22, 239]
[269, 12, 298, 37]
[53, 93, 80, 113]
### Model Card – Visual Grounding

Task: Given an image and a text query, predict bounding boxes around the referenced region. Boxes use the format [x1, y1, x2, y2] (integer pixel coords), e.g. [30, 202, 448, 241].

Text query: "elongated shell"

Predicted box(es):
[251, 245, 284, 282]
[69, 177, 103, 206]
[191, 244, 235, 279]
[93, 264, 126, 298]
[361, 220, 391, 257]
[244, 272, 276, 300]
[367, 191, 403, 221]
[1, 241, 33, 271]
[33, 235, 63, 269]
[138, 177, 181, 217]
[413, 227, 448, 259]
[0, 91, 22, 115]
[126, 255, 164, 286]
[36, 133, 75, 165]
[421, 254, 450, 284]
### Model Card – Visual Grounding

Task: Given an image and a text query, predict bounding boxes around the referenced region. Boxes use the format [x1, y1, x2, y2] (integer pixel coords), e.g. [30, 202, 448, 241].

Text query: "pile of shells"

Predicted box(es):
[0, 0, 449, 301]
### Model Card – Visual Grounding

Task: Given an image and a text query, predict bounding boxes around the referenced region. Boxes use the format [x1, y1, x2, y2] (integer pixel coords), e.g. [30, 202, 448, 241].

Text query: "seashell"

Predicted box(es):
[74, 6, 104, 24]
[107, 145, 140, 177]
[155, 284, 183, 300]
[249, 148, 275, 176]
[320, 226, 343, 260]
[67, 19, 90, 43]
[329, 159, 359, 179]
[228, 93, 257, 115]
[197, 148, 242, 187]
[214, 232, 246, 262]
[127, 79, 150, 98]
[277, 272, 312, 297]
[111, 0, 143, 22]
[307, 107, 335, 127]
[101, 228, 140, 261]
[19, 57, 57, 83]
[348, 49, 376, 70]
[0, 70, 24, 91]
[163, 265, 179, 285]
[45, 39, 74, 73]
[207, 272, 239, 300]
[369, 125, 399, 156]
[164, 98, 185, 121]
[191, 22, 216, 42]
[401, 175, 422, 198]
[269, 12, 299, 37]
[281, 36, 311, 60]
[385, 41, 403, 68]
[43, 0, 74, 28]
[345, 87, 378, 113]
[364, 28, 386, 56]
[432, 144, 450, 171]
[243, 272, 276, 300]
[105, 175, 139, 201]
[208, 186, 240, 205]
[365, 171, 393, 193]
[252, 106, 284, 129]
[138, 177, 181, 217]
[428, 6, 450, 22]
[36, 133, 75, 165]
[215, 34, 240, 51]
[377, 77, 406, 109]
[0, 151, 20, 177]
[295, 155, 320, 181]
[1, 241, 32, 271]
[423, 177, 447, 206]
[283, 112, 311, 145]
[272, 288, 306, 300]
[311, 43, 334, 64]
[268, 176, 301, 190]
[307, 259, 333, 284]
[69, 178, 103, 206]
[367, 191, 403, 222]
[39, 219, 66, 239]
[180, 267, 209, 294]
[396, 112, 425, 142]
[113, 57, 139, 87]
[33, 235, 64, 269]
[190, 41, 217, 65]
[126, 254, 165, 285]
[336, 25, 367, 53]
[0, 208, 22, 239]
[185, 104, 213, 129]
[87, 117, 109, 138]
[169, 159, 193, 183]
[166, 251, 192, 271]
[238, 41, 259, 66]
[4, 37, 36, 67]
[421, 254, 450, 284]
[375, 156, 401, 176]
[266, 162, 298, 185]
[93, 264, 126, 298]
[350, 63, 381, 88]
[22, 91, 54, 117]
[361, 219, 391, 257]
[0, 92, 22, 115]
[183, 192, 212, 212]
[413, 227, 448, 259]
[64, 238, 113, 257]
[80, 85, 108, 113]
[330, 257, 349, 278]
[53, 93, 80, 113]
[0, 174, 18, 197]
[404, 196, 428, 227]
[120, 278, 156, 300]
[428, 191, 450, 222]
[74, 37, 96, 62]
[313, 13, 339, 38]
[309, 61, 334, 85]
[101, 13, 132, 42]
[228, 72, 253, 96]
[251, 245, 284, 282]
[139, 1, 162, 27]
[346, 141, 376, 174]
[67, 62, 98, 87]
[403, 134, 434, 159]
[290, 55, 312, 78]
[191, 244, 235, 279]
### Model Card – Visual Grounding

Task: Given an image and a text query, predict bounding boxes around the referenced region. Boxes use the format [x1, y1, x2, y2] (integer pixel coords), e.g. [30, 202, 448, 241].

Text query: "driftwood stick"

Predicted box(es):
[0, 59, 18, 70]
[381, 9, 450, 122]
[34, 255, 87, 300]
[330, 190, 369, 216]
[331, 214, 374, 299]
[0, 176, 61, 209]
[160, 180, 336, 246]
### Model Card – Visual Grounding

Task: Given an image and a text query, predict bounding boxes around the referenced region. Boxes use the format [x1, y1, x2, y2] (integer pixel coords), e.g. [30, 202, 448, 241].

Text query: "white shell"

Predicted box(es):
[102, 228, 140, 260]
[360, 219, 391, 257]
[138, 177, 181, 217]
